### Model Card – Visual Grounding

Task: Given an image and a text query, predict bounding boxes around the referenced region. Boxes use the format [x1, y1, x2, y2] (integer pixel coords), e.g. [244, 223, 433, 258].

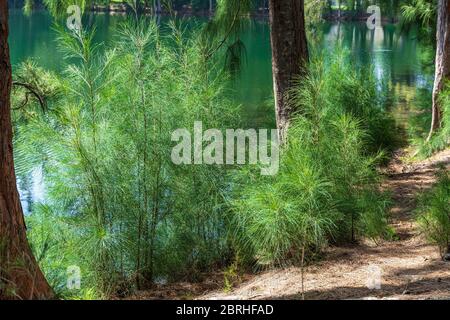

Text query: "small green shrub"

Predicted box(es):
[409, 85, 450, 158]
[231, 53, 394, 267]
[16, 19, 241, 297]
[223, 255, 241, 293]
[416, 169, 450, 258]
[424, 86, 450, 155]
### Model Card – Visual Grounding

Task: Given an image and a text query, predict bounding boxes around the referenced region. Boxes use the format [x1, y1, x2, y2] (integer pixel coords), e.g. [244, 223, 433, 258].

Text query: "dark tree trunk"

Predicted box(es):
[0, 1, 54, 300]
[428, 0, 450, 141]
[337, 0, 342, 19]
[154, 0, 162, 14]
[268, 0, 309, 142]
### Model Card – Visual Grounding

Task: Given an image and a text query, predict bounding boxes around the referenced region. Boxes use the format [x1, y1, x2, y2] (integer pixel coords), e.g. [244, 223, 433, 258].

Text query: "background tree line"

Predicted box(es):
[10, 0, 270, 13]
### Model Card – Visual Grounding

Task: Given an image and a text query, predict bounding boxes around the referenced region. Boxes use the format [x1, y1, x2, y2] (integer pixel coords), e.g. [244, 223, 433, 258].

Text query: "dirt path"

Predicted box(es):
[200, 149, 450, 300]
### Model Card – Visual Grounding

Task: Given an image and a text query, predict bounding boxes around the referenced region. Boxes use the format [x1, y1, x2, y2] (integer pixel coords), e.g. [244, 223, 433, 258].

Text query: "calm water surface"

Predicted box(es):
[8, 9, 433, 211]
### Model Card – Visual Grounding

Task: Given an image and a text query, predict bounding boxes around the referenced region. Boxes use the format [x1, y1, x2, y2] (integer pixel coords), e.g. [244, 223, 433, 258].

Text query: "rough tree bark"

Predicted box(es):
[427, 0, 450, 141]
[0, 1, 54, 300]
[269, 0, 309, 142]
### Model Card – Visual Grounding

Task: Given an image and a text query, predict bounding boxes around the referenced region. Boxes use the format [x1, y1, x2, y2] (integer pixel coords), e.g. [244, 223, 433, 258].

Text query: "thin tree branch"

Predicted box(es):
[12, 81, 46, 112]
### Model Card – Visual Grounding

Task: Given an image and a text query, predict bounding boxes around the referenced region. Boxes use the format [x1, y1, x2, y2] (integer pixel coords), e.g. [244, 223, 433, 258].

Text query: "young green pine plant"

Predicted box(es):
[416, 169, 450, 259]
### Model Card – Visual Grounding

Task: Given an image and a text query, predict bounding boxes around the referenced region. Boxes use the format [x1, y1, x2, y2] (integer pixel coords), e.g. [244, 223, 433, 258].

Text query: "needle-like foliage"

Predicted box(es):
[14, 18, 240, 298]
[416, 169, 450, 259]
[230, 52, 394, 268]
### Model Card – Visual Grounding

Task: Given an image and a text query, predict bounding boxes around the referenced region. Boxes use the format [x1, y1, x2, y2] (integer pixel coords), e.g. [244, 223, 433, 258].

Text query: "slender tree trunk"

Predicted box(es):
[427, 0, 450, 141]
[154, 0, 161, 14]
[0, 1, 53, 300]
[268, 0, 309, 142]
[338, 0, 341, 19]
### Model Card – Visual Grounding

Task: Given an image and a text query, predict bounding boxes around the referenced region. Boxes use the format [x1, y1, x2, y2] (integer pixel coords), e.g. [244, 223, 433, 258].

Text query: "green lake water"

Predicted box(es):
[9, 9, 433, 127]
[8, 9, 434, 210]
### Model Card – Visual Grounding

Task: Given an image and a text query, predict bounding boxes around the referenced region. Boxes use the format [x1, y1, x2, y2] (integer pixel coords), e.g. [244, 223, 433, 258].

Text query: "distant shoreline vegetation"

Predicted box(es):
[8, 1, 399, 22]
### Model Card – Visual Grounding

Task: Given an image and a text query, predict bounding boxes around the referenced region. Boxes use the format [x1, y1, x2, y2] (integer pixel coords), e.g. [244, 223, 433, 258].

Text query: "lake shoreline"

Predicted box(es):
[9, 5, 399, 23]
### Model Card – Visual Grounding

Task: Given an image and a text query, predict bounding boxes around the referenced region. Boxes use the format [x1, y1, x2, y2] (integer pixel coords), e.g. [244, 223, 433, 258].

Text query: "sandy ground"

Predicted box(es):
[199, 149, 450, 300]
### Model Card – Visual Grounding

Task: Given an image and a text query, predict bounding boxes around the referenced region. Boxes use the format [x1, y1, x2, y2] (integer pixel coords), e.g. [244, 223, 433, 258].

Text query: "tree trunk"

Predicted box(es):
[154, 0, 161, 14]
[268, 0, 309, 142]
[338, 0, 341, 19]
[427, 0, 450, 141]
[0, 1, 54, 300]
